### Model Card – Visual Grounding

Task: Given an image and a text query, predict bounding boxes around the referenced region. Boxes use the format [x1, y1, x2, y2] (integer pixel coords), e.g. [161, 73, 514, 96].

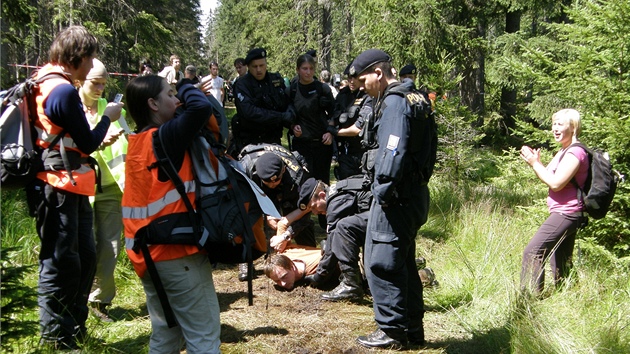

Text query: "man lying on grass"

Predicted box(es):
[263, 245, 339, 290]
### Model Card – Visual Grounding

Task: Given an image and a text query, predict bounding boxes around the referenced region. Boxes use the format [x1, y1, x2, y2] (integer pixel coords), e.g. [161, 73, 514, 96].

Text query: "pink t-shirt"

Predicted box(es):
[546, 145, 589, 213]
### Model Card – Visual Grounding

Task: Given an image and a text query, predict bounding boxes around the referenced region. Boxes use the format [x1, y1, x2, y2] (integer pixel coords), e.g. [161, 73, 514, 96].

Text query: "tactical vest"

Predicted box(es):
[362, 82, 437, 184]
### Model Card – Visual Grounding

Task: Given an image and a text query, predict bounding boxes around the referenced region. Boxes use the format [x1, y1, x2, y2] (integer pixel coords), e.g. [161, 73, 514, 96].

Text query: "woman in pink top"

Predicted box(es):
[519, 108, 589, 295]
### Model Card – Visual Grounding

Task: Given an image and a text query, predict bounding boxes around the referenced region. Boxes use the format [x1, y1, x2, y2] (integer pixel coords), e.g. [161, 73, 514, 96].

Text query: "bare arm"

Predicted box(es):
[521, 146, 580, 191]
[337, 124, 361, 137]
[269, 208, 311, 252]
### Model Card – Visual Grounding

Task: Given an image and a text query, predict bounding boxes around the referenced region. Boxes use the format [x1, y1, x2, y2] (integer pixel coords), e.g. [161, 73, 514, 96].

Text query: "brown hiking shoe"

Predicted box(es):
[89, 302, 113, 322]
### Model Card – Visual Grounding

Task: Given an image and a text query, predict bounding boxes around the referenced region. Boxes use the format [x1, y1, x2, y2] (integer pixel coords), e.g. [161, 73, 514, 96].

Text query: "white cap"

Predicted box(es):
[86, 58, 108, 80]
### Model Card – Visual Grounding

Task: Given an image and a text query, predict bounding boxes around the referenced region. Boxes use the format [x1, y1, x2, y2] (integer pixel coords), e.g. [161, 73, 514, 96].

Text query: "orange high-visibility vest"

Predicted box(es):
[34, 64, 96, 196]
[121, 128, 201, 278]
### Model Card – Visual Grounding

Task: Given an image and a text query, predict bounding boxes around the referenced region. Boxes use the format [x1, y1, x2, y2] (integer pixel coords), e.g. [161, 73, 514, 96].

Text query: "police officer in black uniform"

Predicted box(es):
[326, 62, 373, 180]
[240, 150, 315, 248]
[230, 48, 294, 156]
[351, 49, 436, 350]
[296, 177, 372, 301]
[398, 63, 417, 83]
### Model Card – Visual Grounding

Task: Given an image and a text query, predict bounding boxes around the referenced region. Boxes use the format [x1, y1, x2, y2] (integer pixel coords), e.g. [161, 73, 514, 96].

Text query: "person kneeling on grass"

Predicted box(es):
[295, 177, 371, 302]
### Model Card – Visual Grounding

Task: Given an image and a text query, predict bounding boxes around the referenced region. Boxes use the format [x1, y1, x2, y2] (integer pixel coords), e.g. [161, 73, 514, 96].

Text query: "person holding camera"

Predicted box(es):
[31, 25, 123, 351]
[122, 75, 220, 353]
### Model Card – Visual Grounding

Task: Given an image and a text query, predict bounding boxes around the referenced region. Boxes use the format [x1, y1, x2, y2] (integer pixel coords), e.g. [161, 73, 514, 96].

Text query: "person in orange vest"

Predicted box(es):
[27, 25, 123, 350]
[122, 74, 221, 353]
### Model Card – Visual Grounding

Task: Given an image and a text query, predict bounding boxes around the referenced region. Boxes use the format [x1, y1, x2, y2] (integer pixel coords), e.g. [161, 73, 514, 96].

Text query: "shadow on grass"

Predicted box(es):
[420, 228, 451, 242]
[107, 333, 151, 353]
[217, 290, 249, 312]
[429, 326, 511, 354]
[220, 323, 289, 343]
[107, 302, 148, 321]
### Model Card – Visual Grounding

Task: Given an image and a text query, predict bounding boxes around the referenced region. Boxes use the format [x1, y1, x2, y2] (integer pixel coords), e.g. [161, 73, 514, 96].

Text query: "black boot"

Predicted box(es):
[357, 328, 407, 350]
[321, 269, 364, 301]
[407, 326, 425, 346]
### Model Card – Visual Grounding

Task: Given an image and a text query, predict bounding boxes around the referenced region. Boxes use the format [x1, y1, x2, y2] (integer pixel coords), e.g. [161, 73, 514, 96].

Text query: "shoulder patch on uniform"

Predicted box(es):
[386, 135, 400, 151]
[271, 73, 284, 87]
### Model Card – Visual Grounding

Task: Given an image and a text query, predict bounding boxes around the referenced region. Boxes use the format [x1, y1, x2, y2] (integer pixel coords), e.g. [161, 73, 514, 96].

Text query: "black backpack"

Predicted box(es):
[378, 83, 437, 182]
[133, 127, 279, 328]
[561, 143, 620, 219]
[1, 73, 68, 190]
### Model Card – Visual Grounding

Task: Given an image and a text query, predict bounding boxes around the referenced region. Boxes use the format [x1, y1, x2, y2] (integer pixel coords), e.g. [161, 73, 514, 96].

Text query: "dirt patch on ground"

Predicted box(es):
[210, 255, 469, 353]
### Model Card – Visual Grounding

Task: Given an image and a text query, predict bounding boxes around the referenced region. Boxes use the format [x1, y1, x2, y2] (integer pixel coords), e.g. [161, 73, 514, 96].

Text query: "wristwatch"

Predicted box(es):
[282, 231, 292, 241]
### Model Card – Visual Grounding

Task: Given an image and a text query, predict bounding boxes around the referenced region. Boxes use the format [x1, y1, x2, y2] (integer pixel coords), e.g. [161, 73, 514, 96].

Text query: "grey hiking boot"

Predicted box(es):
[238, 262, 256, 282]
[419, 267, 438, 288]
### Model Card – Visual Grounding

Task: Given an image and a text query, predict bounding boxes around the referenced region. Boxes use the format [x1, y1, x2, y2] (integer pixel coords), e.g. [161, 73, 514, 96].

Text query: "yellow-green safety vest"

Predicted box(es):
[93, 97, 128, 192]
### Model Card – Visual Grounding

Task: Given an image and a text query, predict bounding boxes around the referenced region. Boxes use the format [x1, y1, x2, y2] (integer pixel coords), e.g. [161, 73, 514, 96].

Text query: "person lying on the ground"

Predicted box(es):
[263, 245, 339, 290]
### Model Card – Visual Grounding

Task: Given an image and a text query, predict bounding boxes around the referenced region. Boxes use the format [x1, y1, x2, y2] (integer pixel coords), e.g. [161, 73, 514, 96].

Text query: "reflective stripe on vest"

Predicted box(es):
[121, 180, 196, 220]
[122, 128, 201, 278]
[107, 154, 126, 170]
[93, 98, 127, 191]
[34, 126, 78, 150]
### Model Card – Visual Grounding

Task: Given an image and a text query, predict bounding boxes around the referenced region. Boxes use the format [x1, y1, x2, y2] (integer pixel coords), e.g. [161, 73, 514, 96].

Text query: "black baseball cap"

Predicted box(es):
[343, 58, 354, 76]
[349, 49, 391, 77]
[399, 64, 417, 76]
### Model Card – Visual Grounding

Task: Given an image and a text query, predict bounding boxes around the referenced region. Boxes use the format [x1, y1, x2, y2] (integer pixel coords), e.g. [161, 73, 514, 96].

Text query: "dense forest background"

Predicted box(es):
[1, 0, 628, 255]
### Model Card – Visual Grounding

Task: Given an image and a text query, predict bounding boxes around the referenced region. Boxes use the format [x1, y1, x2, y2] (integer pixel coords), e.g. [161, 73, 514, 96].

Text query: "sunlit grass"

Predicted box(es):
[1, 149, 628, 353]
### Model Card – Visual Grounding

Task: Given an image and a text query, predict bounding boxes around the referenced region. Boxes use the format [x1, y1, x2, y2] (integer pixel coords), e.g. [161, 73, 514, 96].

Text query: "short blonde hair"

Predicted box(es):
[552, 108, 581, 137]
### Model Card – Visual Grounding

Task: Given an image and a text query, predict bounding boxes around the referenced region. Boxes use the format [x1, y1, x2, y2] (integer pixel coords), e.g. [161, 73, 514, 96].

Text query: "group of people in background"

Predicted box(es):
[26, 24, 591, 353]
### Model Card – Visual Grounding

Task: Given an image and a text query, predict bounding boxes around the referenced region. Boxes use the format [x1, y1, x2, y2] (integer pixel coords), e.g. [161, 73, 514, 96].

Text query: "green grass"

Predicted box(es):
[2, 149, 629, 353]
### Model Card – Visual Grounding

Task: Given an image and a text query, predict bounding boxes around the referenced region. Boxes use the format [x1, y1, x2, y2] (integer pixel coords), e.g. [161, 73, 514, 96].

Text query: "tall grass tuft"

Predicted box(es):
[1, 190, 39, 264]
[0, 247, 38, 351]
